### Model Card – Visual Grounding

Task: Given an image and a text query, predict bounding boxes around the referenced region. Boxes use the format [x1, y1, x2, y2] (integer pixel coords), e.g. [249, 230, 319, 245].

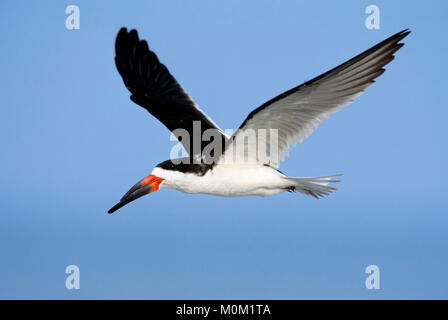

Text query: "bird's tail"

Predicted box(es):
[284, 174, 342, 198]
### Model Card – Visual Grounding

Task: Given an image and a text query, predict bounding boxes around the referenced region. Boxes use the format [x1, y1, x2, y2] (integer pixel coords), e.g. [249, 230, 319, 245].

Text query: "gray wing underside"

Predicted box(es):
[221, 29, 410, 168]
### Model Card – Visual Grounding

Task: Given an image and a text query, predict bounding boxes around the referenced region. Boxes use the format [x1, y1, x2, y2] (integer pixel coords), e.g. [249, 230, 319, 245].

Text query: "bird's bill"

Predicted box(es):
[108, 174, 164, 214]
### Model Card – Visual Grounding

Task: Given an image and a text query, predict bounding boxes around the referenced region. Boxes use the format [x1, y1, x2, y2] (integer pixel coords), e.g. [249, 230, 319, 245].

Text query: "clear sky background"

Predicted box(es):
[1, 0, 447, 299]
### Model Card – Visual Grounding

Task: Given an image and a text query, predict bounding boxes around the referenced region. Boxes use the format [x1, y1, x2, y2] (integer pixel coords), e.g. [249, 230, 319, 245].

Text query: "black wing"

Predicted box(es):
[115, 28, 228, 162]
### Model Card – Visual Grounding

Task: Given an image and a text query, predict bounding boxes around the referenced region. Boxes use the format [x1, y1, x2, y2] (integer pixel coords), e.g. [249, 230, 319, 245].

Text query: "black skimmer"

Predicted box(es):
[108, 28, 410, 214]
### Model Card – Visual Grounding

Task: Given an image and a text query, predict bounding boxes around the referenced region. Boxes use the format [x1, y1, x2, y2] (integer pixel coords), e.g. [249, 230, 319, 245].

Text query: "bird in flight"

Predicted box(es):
[108, 28, 410, 213]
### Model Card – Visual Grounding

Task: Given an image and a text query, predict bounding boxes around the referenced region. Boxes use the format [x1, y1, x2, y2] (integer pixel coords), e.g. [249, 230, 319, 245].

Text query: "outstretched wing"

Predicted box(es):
[221, 29, 410, 168]
[115, 28, 228, 162]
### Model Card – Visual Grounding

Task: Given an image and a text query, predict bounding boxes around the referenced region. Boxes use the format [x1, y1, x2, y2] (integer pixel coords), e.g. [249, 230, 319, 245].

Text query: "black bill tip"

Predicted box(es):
[108, 202, 126, 214]
[107, 184, 153, 214]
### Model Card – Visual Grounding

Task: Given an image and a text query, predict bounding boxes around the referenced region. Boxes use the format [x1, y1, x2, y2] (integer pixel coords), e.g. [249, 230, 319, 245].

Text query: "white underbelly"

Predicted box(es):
[157, 164, 288, 197]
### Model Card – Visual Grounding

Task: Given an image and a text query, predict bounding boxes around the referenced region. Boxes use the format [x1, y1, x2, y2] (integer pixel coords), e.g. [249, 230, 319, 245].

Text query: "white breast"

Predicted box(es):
[152, 164, 288, 197]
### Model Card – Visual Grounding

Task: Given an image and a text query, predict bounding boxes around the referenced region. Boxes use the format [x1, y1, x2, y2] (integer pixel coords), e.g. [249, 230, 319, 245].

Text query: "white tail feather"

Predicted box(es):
[284, 174, 342, 198]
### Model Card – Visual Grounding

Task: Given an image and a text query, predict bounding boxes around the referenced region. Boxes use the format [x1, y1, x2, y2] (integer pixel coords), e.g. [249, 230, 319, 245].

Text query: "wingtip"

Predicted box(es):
[381, 28, 411, 46]
[401, 28, 411, 35]
[396, 28, 411, 41]
[128, 29, 139, 41]
[116, 27, 140, 41]
[117, 27, 128, 38]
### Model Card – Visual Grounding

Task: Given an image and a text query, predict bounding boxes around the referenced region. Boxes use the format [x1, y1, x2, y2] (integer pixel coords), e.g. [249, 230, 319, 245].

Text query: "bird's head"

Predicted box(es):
[107, 158, 205, 214]
[108, 172, 165, 214]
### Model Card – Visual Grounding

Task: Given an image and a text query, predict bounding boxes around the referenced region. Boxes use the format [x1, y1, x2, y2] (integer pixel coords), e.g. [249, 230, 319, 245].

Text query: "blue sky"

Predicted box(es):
[1, 0, 447, 299]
